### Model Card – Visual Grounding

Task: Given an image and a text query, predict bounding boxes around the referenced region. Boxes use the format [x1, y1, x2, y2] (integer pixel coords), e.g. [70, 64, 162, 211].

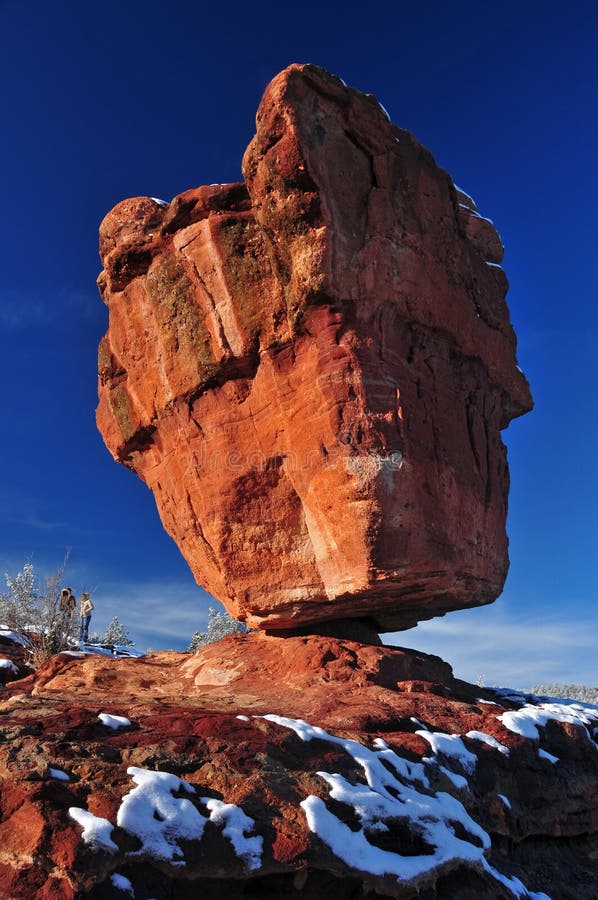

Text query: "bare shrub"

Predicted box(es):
[0, 553, 78, 666]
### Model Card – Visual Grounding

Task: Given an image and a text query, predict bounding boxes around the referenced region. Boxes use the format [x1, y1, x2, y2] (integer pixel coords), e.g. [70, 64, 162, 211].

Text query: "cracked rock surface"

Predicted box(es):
[0, 636, 597, 899]
[96, 64, 532, 631]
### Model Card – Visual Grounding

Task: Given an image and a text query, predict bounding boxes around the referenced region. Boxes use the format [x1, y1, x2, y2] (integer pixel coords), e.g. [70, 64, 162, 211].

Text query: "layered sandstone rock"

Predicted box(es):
[0, 639, 597, 898]
[0, 629, 31, 681]
[96, 64, 532, 631]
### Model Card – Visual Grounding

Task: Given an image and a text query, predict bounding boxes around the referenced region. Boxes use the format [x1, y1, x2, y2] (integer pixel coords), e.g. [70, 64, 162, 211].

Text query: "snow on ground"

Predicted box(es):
[68, 807, 119, 852]
[117, 768, 204, 864]
[377, 100, 391, 121]
[68, 690, 597, 894]
[490, 687, 530, 705]
[530, 693, 598, 714]
[0, 659, 18, 673]
[259, 714, 550, 898]
[111, 873, 134, 895]
[409, 715, 427, 729]
[437, 764, 468, 790]
[465, 731, 510, 755]
[70, 765, 262, 871]
[203, 798, 262, 870]
[0, 630, 146, 669]
[0, 628, 29, 647]
[538, 749, 559, 764]
[498, 700, 598, 741]
[453, 183, 476, 207]
[98, 713, 132, 730]
[415, 730, 477, 773]
[78, 643, 144, 659]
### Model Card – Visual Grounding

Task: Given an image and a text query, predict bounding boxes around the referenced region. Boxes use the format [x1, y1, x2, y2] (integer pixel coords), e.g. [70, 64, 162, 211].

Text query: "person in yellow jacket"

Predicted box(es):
[79, 592, 94, 643]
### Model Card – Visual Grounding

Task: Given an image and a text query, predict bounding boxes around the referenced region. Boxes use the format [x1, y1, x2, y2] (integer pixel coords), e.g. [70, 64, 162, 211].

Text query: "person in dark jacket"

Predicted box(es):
[60, 588, 76, 613]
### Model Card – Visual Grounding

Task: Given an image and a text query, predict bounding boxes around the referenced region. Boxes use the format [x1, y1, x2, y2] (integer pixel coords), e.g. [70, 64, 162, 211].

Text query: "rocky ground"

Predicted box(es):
[0, 632, 596, 898]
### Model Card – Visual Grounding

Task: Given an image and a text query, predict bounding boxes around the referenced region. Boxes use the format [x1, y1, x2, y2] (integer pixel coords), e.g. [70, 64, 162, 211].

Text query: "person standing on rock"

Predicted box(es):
[60, 588, 76, 614]
[79, 592, 94, 643]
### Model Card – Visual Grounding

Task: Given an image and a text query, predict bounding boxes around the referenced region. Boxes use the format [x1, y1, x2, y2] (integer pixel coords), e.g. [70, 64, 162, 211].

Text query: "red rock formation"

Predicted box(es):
[0, 629, 32, 681]
[96, 64, 532, 631]
[0, 637, 596, 898]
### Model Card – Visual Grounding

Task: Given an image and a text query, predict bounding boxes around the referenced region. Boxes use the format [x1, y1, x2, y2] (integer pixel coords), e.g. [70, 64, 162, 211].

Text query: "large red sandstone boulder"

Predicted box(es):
[96, 64, 532, 631]
[0, 636, 596, 898]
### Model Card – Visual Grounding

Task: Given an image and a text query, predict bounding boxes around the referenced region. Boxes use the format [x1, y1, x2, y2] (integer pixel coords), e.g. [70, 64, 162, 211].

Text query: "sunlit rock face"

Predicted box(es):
[96, 63, 532, 632]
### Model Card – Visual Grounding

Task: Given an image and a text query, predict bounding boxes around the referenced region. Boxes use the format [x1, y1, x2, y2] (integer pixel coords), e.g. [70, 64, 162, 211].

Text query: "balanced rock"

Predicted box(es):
[96, 64, 532, 631]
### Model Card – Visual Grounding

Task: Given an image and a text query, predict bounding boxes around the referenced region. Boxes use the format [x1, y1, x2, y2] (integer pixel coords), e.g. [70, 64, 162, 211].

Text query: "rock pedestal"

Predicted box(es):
[96, 64, 532, 631]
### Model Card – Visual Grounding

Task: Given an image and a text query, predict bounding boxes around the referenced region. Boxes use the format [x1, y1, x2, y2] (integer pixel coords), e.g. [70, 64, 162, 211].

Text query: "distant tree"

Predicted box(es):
[527, 683, 598, 704]
[0, 552, 77, 666]
[86, 632, 103, 646]
[188, 607, 248, 652]
[0, 562, 37, 631]
[101, 616, 134, 647]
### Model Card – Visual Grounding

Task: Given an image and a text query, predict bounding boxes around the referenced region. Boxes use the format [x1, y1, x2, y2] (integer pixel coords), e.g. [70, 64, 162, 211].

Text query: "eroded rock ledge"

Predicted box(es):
[96, 64, 532, 632]
[0, 635, 596, 898]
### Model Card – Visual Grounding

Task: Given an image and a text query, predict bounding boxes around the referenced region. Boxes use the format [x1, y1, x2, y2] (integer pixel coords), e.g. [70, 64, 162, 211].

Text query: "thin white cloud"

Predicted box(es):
[1, 488, 102, 538]
[89, 578, 215, 651]
[383, 604, 598, 689]
[0, 285, 97, 332]
[7, 511, 71, 532]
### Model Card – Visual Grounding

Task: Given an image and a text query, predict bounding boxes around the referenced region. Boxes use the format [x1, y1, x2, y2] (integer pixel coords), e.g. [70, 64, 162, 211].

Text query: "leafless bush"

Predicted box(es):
[0, 553, 78, 666]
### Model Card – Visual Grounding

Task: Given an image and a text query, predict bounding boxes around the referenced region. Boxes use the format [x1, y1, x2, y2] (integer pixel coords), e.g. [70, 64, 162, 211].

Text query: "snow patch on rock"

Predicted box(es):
[111, 872, 134, 895]
[416, 730, 477, 774]
[69, 807, 118, 852]
[498, 700, 598, 741]
[262, 714, 542, 897]
[99, 713, 132, 730]
[466, 730, 510, 755]
[71, 765, 262, 871]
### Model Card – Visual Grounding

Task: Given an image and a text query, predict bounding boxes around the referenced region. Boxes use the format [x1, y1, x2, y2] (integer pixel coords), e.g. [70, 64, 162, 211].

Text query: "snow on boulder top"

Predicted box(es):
[465, 730, 510, 755]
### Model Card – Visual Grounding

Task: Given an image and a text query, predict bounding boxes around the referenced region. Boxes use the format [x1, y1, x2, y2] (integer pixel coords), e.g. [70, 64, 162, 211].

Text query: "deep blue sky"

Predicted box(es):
[1, 1, 596, 684]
